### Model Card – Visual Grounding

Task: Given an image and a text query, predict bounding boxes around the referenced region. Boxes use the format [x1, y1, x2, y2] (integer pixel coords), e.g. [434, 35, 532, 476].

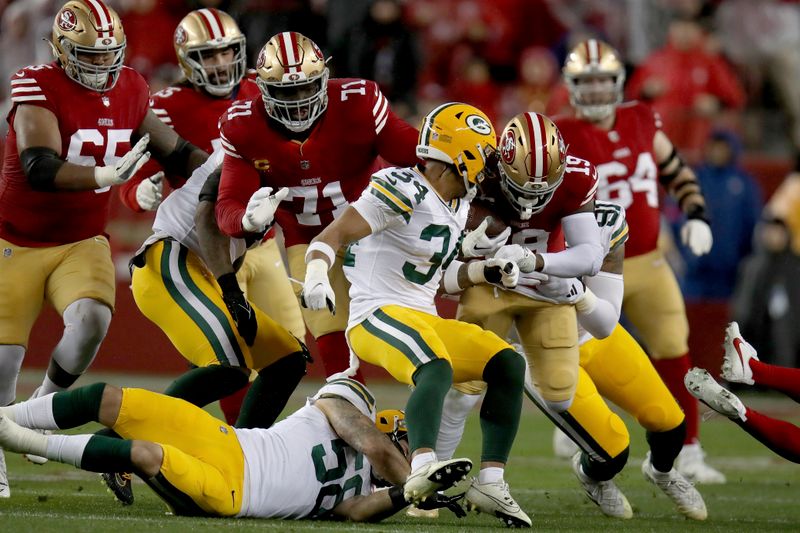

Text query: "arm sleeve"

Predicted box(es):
[215, 150, 261, 238]
[539, 211, 604, 277]
[578, 271, 623, 339]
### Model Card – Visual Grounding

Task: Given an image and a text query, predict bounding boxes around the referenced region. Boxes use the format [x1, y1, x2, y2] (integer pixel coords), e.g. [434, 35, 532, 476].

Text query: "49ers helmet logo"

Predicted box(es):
[174, 26, 187, 46]
[500, 129, 516, 163]
[256, 47, 267, 69]
[58, 8, 77, 31]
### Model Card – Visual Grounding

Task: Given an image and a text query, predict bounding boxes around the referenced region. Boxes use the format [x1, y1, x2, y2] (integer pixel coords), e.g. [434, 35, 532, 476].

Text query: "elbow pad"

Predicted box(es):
[19, 147, 65, 191]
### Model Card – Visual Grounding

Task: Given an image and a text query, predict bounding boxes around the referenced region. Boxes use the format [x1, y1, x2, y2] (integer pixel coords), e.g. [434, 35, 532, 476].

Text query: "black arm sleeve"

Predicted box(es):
[19, 147, 65, 191]
[151, 137, 203, 177]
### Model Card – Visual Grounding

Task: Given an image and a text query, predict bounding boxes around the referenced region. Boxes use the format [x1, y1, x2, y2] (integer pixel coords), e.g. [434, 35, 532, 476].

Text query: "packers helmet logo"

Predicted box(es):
[500, 129, 516, 164]
[58, 9, 77, 31]
[466, 114, 492, 135]
[174, 26, 187, 46]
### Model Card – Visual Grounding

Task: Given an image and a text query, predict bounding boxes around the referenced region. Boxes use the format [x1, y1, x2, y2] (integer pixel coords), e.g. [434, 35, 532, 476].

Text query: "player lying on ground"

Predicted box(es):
[0, 379, 467, 521]
[686, 322, 800, 464]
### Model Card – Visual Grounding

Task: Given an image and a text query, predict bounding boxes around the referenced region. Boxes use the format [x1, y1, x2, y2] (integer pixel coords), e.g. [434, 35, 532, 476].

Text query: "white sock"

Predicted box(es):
[411, 451, 437, 472]
[0, 416, 48, 456]
[435, 389, 481, 460]
[8, 394, 59, 429]
[478, 466, 504, 484]
[45, 434, 92, 468]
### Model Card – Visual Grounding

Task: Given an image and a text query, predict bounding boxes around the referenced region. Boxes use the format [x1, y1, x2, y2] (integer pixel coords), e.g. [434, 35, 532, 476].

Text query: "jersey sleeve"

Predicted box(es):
[351, 173, 415, 232]
[367, 82, 419, 167]
[215, 125, 263, 237]
[8, 66, 58, 118]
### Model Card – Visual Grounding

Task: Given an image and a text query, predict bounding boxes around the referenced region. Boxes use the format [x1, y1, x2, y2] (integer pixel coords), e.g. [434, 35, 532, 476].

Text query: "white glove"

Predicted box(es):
[535, 276, 585, 304]
[242, 186, 289, 233]
[681, 219, 713, 256]
[300, 258, 336, 313]
[94, 134, 151, 187]
[135, 171, 163, 211]
[493, 244, 538, 273]
[462, 217, 511, 258]
[469, 257, 519, 289]
[518, 270, 549, 288]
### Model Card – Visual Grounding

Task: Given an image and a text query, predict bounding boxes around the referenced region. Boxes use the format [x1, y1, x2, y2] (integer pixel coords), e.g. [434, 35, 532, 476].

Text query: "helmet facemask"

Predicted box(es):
[60, 38, 125, 91]
[565, 72, 624, 121]
[499, 162, 563, 220]
[184, 38, 246, 96]
[257, 69, 329, 132]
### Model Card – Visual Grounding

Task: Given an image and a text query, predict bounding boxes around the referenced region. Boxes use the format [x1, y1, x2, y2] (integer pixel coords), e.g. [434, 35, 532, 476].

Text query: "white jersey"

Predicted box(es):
[235, 379, 377, 519]
[344, 166, 469, 328]
[136, 148, 246, 263]
[577, 201, 628, 345]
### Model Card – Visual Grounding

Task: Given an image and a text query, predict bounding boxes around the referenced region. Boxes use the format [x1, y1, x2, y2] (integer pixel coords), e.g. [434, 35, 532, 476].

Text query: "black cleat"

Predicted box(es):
[101, 472, 134, 505]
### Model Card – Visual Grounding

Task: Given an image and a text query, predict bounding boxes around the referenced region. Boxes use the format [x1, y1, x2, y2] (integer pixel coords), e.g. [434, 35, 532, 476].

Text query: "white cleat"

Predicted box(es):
[23, 429, 52, 465]
[571, 453, 632, 519]
[674, 439, 726, 484]
[642, 452, 707, 520]
[0, 448, 9, 498]
[406, 504, 439, 518]
[465, 478, 531, 528]
[552, 427, 580, 459]
[722, 322, 759, 385]
[403, 458, 472, 504]
[685, 368, 747, 421]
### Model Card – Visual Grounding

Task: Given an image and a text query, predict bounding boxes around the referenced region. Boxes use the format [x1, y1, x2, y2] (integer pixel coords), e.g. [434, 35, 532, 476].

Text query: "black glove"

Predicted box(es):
[415, 492, 467, 518]
[217, 273, 257, 346]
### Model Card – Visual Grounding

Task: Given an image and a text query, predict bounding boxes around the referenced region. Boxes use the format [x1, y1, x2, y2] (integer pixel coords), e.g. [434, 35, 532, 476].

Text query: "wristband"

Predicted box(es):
[442, 260, 464, 293]
[466, 260, 487, 285]
[305, 241, 336, 268]
[575, 287, 598, 314]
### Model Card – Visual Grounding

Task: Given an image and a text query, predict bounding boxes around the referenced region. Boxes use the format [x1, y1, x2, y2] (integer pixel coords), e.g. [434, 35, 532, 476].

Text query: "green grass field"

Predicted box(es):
[1, 371, 798, 532]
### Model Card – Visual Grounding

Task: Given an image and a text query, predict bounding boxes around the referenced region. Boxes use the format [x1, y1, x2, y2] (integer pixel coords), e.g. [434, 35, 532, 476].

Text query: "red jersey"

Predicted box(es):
[555, 102, 660, 257]
[215, 78, 419, 247]
[0, 63, 149, 247]
[119, 76, 261, 212]
[476, 154, 598, 253]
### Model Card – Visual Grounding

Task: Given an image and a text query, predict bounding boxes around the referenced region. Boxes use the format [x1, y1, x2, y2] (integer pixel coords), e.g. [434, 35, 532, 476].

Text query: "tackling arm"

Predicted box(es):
[577, 243, 624, 339]
[537, 205, 604, 277]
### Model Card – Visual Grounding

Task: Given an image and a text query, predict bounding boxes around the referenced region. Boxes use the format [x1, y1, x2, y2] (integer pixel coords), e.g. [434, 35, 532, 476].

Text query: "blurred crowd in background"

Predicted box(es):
[1, 0, 799, 367]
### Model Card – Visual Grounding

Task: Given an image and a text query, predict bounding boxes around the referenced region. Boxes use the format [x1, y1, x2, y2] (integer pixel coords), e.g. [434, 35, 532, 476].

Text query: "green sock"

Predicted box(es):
[52, 382, 106, 428]
[406, 359, 453, 452]
[80, 435, 135, 473]
[164, 365, 249, 407]
[480, 349, 525, 463]
[236, 351, 307, 429]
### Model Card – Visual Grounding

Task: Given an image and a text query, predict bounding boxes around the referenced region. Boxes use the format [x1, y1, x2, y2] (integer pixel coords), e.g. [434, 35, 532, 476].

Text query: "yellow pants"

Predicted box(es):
[348, 305, 511, 385]
[131, 240, 301, 369]
[0, 236, 114, 346]
[113, 388, 244, 516]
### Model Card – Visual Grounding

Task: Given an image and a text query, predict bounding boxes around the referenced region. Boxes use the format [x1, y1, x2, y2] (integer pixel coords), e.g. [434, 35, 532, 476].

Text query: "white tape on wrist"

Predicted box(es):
[93, 166, 115, 188]
[305, 241, 336, 268]
[442, 260, 464, 293]
[575, 287, 598, 314]
[466, 260, 487, 285]
[305, 258, 330, 279]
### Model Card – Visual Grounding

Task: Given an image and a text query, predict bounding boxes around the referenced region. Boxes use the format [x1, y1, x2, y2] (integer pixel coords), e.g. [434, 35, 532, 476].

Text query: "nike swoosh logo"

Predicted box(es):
[733, 338, 745, 361]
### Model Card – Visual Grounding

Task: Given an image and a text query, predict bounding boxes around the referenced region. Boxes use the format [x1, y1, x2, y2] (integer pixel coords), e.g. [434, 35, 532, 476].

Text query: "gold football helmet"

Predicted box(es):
[174, 8, 246, 97]
[563, 39, 625, 121]
[255, 32, 329, 132]
[416, 102, 497, 191]
[376, 409, 407, 446]
[498, 112, 567, 220]
[51, 0, 125, 92]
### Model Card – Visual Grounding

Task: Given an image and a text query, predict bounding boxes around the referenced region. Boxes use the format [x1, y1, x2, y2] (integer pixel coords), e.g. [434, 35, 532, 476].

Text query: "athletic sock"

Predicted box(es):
[435, 388, 481, 460]
[164, 365, 249, 407]
[651, 355, 698, 444]
[646, 420, 686, 472]
[80, 435, 135, 472]
[750, 361, 800, 403]
[479, 349, 524, 463]
[406, 359, 453, 452]
[736, 407, 800, 463]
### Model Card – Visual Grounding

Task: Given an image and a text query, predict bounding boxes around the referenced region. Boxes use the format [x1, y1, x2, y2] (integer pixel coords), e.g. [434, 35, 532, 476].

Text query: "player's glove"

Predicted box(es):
[468, 258, 519, 289]
[535, 276, 584, 303]
[94, 134, 151, 187]
[462, 217, 511, 258]
[416, 492, 467, 518]
[217, 273, 257, 346]
[493, 243, 539, 273]
[242, 186, 289, 233]
[300, 258, 336, 314]
[135, 171, 164, 211]
[681, 218, 713, 256]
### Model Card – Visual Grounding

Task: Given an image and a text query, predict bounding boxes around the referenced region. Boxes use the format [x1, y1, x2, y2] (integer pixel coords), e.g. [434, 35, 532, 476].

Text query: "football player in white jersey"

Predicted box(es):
[0, 378, 465, 520]
[301, 103, 534, 528]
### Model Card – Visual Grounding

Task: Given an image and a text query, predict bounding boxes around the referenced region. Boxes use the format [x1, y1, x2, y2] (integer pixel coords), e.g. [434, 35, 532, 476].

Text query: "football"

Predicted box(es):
[466, 201, 508, 236]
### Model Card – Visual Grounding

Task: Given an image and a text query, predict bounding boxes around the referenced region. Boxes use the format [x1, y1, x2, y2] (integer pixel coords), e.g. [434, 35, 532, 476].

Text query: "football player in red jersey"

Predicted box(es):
[0, 0, 208, 490]
[118, 9, 305, 427]
[554, 39, 723, 483]
[215, 32, 420, 381]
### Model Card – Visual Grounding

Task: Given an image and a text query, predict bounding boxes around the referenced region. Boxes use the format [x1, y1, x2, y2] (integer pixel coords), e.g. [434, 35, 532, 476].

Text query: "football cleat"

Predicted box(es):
[674, 440, 726, 484]
[552, 427, 580, 459]
[406, 504, 439, 518]
[642, 452, 708, 520]
[722, 322, 758, 385]
[465, 478, 532, 528]
[403, 458, 472, 504]
[23, 428, 51, 465]
[0, 448, 9, 498]
[685, 368, 747, 421]
[572, 453, 632, 519]
[101, 471, 135, 506]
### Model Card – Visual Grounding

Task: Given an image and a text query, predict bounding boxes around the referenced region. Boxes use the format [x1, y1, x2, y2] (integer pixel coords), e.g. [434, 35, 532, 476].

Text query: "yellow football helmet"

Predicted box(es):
[563, 39, 625, 121]
[416, 102, 497, 190]
[498, 112, 567, 220]
[376, 409, 407, 446]
[174, 8, 246, 97]
[51, 0, 125, 92]
[255, 31, 329, 132]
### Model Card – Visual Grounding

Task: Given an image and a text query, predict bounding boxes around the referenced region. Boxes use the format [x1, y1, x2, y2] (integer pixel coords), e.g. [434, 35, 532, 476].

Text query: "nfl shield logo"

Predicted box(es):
[300, 160, 310, 170]
[102, 96, 110, 107]
[3, 248, 11, 258]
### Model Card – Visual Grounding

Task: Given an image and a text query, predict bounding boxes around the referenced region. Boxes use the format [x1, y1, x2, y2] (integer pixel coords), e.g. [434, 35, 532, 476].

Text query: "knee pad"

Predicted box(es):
[63, 298, 112, 346]
[544, 397, 573, 413]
